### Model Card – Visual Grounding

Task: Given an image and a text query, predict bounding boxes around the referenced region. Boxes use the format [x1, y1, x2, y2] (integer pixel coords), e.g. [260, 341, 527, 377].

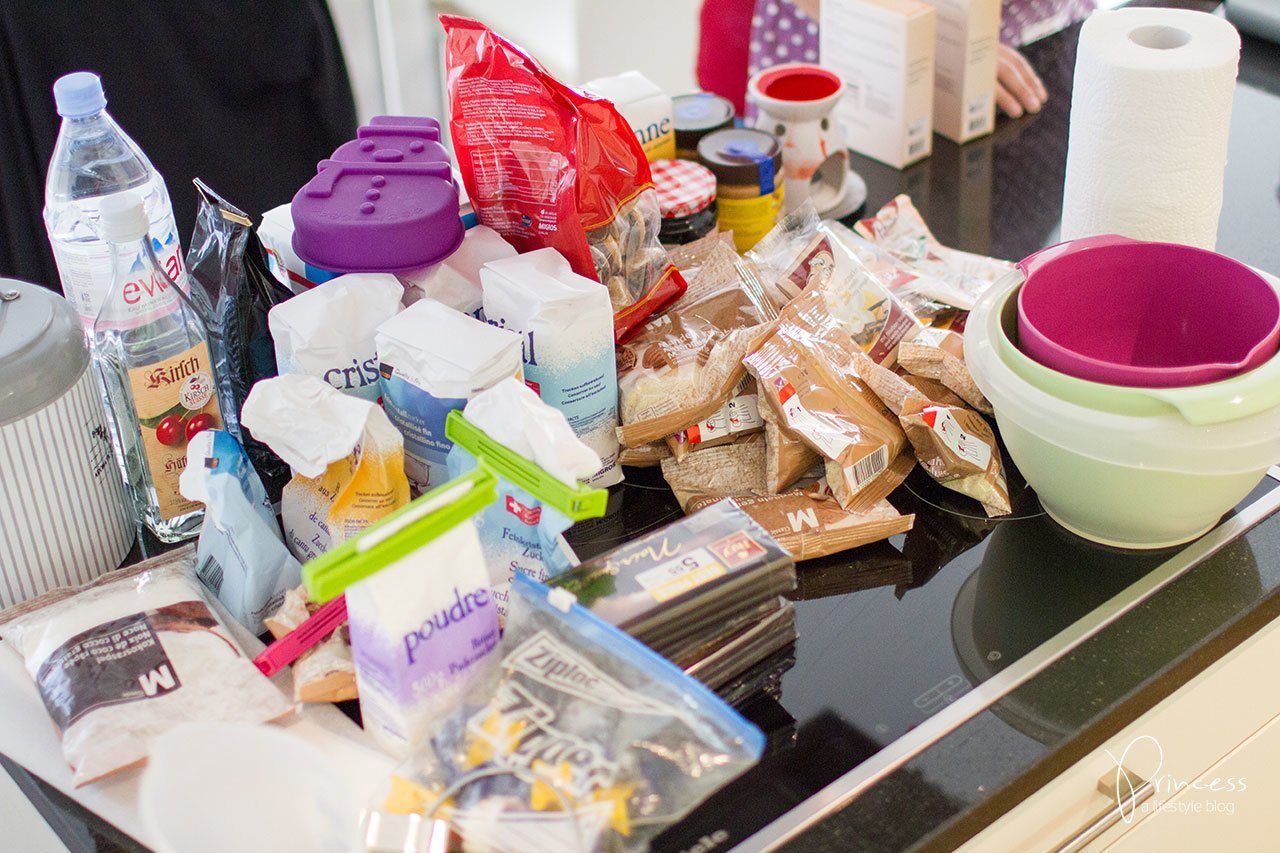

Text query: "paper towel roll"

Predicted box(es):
[1060, 9, 1240, 250]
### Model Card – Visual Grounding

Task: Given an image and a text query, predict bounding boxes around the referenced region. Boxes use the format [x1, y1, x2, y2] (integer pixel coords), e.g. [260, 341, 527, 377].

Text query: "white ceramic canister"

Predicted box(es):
[0, 279, 134, 607]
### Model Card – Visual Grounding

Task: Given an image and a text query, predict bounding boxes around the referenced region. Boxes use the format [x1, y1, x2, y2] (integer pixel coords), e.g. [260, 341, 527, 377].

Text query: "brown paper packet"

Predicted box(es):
[618, 441, 673, 467]
[744, 287, 907, 509]
[665, 377, 764, 462]
[853, 348, 1010, 517]
[764, 412, 822, 494]
[661, 433, 768, 508]
[266, 586, 358, 704]
[896, 328, 992, 414]
[683, 488, 915, 561]
[900, 399, 1010, 516]
[617, 243, 778, 447]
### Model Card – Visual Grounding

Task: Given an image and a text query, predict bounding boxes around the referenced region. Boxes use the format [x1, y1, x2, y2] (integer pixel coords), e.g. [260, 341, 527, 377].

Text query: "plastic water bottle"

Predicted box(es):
[44, 72, 185, 331]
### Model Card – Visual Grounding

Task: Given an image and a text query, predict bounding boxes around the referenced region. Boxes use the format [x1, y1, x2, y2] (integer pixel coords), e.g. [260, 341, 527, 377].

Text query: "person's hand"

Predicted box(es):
[997, 43, 1048, 118]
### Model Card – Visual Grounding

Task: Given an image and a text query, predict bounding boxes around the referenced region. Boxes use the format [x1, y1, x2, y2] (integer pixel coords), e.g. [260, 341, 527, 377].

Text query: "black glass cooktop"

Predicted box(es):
[559, 457, 1280, 852]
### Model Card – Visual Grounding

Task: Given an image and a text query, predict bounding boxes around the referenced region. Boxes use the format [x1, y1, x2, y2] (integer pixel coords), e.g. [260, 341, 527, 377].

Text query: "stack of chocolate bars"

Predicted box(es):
[552, 501, 798, 701]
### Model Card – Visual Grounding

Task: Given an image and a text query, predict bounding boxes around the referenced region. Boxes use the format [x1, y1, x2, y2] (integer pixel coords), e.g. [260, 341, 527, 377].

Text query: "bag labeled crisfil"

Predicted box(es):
[267, 273, 403, 402]
[480, 248, 622, 486]
[302, 467, 500, 757]
[445, 379, 607, 621]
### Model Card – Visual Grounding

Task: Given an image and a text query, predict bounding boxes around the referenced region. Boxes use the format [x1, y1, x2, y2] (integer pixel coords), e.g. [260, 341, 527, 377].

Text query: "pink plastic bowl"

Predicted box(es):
[1017, 235, 1280, 388]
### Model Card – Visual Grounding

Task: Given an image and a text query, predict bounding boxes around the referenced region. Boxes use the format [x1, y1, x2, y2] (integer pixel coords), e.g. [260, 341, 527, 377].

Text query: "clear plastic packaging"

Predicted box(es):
[376, 573, 763, 852]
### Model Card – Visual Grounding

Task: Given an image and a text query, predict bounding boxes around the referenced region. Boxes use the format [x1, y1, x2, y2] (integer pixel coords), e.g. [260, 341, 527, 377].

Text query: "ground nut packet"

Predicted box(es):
[744, 287, 907, 509]
[853, 349, 1010, 517]
[241, 375, 411, 560]
[763, 405, 822, 494]
[377, 573, 763, 852]
[0, 551, 293, 787]
[617, 242, 776, 448]
[661, 433, 769, 508]
[896, 327, 992, 414]
[685, 490, 915, 562]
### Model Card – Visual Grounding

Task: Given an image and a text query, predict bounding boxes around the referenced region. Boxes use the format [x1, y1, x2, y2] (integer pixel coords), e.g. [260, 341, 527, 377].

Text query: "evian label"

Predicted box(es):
[54, 228, 185, 329]
[94, 235, 188, 330]
[127, 341, 222, 519]
[505, 631, 671, 715]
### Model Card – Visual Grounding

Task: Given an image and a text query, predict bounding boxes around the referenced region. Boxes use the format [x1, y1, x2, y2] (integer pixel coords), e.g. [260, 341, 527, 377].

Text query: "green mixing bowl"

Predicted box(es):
[991, 269, 1280, 425]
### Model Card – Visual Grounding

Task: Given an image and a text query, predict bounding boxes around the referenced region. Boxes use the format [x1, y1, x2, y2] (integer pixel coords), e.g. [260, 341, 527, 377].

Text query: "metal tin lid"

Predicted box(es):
[696, 128, 782, 189]
[673, 92, 736, 151]
[0, 279, 89, 426]
[651, 159, 717, 219]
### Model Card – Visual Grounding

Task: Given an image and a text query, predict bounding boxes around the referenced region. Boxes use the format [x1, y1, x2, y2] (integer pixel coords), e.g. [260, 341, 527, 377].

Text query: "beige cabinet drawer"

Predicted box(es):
[958, 616, 1280, 852]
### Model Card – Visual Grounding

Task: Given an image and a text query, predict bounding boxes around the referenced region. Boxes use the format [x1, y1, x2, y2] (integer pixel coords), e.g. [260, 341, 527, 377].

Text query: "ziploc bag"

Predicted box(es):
[178, 429, 302, 634]
[441, 15, 688, 343]
[373, 572, 764, 852]
[241, 374, 410, 561]
[303, 468, 500, 757]
[445, 379, 607, 621]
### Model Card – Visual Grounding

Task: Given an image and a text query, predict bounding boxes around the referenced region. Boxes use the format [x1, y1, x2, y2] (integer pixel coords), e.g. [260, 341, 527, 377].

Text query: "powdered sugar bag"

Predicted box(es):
[267, 272, 403, 401]
[481, 249, 621, 486]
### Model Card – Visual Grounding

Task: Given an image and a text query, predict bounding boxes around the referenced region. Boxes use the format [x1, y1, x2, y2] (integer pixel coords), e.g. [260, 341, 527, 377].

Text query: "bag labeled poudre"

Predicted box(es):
[481, 248, 622, 486]
[179, 429, 302, 633]
[377, 298, 523, 492]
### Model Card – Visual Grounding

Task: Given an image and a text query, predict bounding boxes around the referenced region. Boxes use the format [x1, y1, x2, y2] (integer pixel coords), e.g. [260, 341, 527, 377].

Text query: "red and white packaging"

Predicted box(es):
[441, 15, 687, 343]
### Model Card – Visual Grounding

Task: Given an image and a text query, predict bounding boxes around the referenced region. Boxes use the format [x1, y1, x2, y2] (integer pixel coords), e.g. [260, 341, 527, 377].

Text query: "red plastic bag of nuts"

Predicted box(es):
[441, 16, 688, 343]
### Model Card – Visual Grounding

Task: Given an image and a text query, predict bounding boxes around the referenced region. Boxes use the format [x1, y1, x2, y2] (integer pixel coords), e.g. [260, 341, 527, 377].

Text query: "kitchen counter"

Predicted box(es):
[5, 3, 1280, 852]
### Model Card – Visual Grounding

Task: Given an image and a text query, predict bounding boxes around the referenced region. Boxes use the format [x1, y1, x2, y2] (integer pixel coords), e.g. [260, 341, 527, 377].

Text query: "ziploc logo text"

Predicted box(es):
[506, 631, 670, 715]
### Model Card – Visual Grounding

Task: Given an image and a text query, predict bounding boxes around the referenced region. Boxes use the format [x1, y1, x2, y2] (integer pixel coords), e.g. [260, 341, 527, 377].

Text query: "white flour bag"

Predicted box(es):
[376, 299, 523, 492]
[480, 248, 622, 486]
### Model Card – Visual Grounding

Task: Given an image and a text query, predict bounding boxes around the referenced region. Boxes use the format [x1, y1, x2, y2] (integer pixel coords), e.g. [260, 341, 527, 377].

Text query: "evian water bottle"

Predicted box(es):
[44, 72, 184, 331]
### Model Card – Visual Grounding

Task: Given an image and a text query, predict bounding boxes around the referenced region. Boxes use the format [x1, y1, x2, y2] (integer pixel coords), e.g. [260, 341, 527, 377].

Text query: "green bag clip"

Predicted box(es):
[445, 410, 608, 521]
[302, 466, 497, 602]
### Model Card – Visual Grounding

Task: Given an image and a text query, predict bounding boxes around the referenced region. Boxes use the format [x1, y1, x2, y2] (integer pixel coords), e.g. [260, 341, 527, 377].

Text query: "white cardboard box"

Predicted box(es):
[581, 70, 675, 162]
[923, 0, 1000, 143]
[821, 0, 937, 169]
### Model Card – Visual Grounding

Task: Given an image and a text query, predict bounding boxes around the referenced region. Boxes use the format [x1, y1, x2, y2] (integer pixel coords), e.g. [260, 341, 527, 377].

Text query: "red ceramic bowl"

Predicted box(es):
[1016, 235, 1280, 388]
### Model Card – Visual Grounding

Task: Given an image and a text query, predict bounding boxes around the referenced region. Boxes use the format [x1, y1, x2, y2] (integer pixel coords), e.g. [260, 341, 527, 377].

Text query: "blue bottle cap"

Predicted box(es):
[53, 72, 107, 118]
